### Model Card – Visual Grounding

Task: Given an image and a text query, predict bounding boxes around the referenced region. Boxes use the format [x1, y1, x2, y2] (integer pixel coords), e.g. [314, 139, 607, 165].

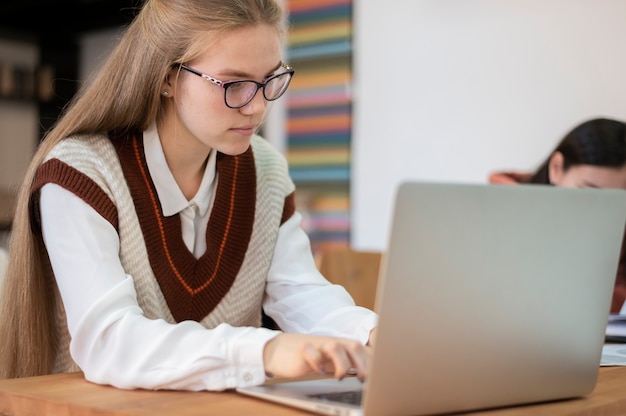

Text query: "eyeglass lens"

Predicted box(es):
[226, 72, 292, 108]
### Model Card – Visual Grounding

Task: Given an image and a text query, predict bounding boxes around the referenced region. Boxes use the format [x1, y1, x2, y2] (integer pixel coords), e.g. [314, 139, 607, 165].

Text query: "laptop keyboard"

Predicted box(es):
[308, 390, 363, 405]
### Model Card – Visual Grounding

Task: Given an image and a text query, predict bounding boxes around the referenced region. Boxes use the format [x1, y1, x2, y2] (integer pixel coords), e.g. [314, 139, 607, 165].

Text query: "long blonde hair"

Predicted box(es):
[0, 0, 286, 379]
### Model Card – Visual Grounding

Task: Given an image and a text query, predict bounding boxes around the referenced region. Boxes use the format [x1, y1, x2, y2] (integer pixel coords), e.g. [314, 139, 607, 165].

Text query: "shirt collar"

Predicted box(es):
[143, 122, 216, 218]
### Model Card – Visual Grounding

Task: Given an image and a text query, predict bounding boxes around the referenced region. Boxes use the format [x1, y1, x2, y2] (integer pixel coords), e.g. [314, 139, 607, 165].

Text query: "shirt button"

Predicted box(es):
[243, 372, 253, 383]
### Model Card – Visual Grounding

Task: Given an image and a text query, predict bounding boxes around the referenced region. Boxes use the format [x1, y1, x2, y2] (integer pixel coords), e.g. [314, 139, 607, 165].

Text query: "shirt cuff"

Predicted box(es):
[228, 326, 281, 387]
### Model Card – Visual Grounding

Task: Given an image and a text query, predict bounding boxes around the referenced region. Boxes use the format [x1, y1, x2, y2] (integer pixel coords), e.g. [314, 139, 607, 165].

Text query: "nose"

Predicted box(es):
[238, 88, 267, 115]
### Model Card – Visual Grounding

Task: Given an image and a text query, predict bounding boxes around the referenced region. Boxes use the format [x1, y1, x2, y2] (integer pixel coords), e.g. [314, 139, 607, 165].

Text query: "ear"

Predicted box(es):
[161, 68, 176, 98]
[548, 151, 565, 185]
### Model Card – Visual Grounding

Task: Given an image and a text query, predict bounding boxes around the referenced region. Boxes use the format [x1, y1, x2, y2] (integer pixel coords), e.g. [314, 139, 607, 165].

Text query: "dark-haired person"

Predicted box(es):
[490, 117, 626, 314]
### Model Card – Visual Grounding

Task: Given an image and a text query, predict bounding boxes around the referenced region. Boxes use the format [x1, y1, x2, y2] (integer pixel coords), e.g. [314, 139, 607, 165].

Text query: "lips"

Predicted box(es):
[231, 125, 257, 135]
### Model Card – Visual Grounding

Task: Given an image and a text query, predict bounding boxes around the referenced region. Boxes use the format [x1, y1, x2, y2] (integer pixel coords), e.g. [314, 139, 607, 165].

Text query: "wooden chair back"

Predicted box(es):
[317, 247, 382, 310]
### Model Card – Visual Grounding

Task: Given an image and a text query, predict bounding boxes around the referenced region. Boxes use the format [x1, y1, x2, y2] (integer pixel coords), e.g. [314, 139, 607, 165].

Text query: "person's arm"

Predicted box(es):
[263, 211, 378, 345]
[40, 183, 278, 391]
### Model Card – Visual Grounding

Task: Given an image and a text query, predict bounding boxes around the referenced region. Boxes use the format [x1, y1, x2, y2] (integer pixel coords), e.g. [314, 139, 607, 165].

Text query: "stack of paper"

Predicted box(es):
[606, 314, 626, 343]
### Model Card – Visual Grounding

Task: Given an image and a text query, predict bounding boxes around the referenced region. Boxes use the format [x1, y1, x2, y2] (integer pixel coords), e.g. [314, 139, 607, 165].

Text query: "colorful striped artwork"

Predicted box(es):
[286, 0, 352, 254]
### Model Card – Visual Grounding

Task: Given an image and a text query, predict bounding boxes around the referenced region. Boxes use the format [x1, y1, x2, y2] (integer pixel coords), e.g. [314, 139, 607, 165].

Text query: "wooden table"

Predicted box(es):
[1, 368, 626, 415]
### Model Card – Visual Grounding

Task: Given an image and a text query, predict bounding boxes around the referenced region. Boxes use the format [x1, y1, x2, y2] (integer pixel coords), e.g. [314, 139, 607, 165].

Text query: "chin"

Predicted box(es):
[218, 140, 252, 156]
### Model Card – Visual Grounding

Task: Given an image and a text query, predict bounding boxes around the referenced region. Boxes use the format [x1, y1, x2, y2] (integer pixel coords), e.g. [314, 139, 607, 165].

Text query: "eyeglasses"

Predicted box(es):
[178, 63, 295, 109]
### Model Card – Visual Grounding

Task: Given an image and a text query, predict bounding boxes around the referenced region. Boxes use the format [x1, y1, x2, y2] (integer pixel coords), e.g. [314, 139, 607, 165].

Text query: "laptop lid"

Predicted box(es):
[238, 182, 626, 416]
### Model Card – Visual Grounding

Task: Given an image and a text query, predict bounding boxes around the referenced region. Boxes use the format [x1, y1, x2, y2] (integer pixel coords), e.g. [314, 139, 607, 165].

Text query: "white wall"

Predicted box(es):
[352, 0, 626, 251]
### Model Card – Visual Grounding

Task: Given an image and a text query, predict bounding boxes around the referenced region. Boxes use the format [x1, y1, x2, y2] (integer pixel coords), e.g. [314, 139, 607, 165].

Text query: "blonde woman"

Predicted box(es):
[0, 0, 377, 391]
[0, 247, 7, 285]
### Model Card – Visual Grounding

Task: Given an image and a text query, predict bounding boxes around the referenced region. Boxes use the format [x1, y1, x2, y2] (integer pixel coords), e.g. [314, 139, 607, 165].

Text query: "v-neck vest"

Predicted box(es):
[31, 131, 295, 373]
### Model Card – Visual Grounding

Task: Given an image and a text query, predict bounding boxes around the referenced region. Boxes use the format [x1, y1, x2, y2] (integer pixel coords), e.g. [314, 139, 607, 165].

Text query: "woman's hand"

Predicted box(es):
[263, 333, 368, 382]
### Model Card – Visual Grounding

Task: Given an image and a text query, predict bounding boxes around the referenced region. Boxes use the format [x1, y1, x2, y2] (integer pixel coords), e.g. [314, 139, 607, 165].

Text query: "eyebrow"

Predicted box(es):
[218, 61, 284, 80]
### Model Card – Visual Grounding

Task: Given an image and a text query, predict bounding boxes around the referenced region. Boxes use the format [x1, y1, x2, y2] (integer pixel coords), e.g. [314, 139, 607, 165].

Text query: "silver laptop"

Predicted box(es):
[238, 181, 626, 416]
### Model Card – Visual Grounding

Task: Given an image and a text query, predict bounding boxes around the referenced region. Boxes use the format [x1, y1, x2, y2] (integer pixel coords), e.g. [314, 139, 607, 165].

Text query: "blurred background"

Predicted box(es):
[1, 0, 625, 254]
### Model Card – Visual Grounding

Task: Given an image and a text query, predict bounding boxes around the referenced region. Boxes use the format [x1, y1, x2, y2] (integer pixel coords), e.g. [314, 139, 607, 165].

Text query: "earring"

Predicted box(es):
[161, 90, 170, 96]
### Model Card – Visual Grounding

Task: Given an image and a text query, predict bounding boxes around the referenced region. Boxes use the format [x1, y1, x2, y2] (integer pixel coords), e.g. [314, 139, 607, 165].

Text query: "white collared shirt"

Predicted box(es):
[143, 124, 215, 258]
[39, 126, 378, 391]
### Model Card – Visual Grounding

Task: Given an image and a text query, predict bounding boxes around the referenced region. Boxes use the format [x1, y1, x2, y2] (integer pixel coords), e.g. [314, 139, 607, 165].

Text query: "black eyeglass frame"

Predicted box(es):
[177, 63, 295, 109]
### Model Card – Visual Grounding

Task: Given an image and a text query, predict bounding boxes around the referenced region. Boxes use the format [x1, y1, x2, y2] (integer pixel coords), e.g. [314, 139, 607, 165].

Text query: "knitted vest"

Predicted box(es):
[31, 131, 295, 373]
